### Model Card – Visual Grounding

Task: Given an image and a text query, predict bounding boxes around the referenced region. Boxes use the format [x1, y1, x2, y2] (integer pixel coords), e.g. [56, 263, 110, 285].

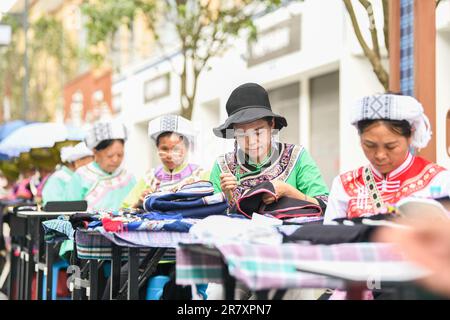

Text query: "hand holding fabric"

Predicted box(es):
[220, 173, 237, 201]
[262, 180, 285, 204]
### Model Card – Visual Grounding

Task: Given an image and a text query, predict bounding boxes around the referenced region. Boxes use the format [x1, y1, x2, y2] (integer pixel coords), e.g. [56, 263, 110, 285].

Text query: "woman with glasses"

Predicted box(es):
[210, 83, 329, 212]
[121, 114, 208, 209]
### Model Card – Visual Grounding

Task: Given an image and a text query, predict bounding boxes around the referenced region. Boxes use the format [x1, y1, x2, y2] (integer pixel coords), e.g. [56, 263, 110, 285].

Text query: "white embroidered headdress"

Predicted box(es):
[350, 94, 432, 149]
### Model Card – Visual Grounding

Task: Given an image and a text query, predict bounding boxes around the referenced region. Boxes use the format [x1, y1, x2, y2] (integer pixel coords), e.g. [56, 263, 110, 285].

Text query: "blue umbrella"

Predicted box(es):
[0, 122, 85, 158]
[0, 120, 30, 160]
[0, 120, 28, 142]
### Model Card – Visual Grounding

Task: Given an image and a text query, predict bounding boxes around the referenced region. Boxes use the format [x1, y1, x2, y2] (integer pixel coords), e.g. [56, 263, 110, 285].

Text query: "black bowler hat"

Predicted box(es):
[213, 83, 288, 138]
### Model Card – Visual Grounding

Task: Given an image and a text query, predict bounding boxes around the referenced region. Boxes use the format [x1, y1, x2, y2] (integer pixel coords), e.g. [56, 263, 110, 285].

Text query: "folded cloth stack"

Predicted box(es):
[143, 181, 228, 218]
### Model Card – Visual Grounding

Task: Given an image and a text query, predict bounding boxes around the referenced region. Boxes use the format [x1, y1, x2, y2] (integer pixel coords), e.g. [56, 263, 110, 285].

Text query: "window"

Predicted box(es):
[310, 71, 340, 188]
[268, 82, 300, 146]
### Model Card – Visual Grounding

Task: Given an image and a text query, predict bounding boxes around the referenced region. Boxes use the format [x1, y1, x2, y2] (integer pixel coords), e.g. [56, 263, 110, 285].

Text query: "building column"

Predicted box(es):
[389, 0, 437, 162]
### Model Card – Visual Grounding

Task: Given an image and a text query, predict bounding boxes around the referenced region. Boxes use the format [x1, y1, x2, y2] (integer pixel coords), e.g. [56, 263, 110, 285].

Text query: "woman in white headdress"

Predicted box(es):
[66, 121, 136, 211]
[324, 93, 450, 224]
[122, 114, 208, 209]
[42, 142, 94, 205]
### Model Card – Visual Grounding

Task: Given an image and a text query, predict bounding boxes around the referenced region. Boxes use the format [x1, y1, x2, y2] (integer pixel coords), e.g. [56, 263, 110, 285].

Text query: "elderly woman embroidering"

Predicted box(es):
[324, 93, 450, 224]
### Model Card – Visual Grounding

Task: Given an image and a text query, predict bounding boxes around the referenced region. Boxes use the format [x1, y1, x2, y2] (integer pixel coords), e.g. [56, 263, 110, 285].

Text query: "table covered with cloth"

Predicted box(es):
[175, 242, 406, 291]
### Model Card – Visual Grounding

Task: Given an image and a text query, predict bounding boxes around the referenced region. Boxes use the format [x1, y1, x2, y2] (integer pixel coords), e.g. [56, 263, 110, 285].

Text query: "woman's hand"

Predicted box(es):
[262, 180, 318, 205]
[262, 180, 286, 204]
[133, 187, 154, 208]
[220, 173, 238, 200]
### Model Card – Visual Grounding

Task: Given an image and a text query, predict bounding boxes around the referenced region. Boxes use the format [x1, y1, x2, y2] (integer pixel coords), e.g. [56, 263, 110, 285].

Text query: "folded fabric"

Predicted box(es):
[42, 217, 75, 241]
[189, 215, 283, 245]
[125, 219, 168, 231]
[139, 212, 184, 220]
[146, 192, 224, 211]
[143, 181, 228, 218]
[145, 201, 228, 219]
[232, 181, 322, 219]
[283, 224, 377, 244]
[162, 220, 195, 232]
[145, 181, 214, 202]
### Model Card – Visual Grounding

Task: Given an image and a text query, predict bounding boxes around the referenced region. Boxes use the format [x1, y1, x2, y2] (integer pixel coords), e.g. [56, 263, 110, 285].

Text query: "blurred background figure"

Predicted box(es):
[374, 217, 450, 299]
[42, 141, 93, 205]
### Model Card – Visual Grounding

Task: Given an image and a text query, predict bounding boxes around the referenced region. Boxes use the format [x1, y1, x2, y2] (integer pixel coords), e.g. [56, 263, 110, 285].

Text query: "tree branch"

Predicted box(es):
[343, 0, 388, 90]
[382, 0, 389, 54]
[359, 0, 381, 59]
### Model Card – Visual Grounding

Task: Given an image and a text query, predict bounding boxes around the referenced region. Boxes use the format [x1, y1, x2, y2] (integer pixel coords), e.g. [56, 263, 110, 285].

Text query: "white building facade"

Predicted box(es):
[114, 0, 450, 189]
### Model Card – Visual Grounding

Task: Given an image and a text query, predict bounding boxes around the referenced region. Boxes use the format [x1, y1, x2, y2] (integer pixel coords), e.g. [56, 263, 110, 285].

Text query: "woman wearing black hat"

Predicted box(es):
[210, 83, 329, 213]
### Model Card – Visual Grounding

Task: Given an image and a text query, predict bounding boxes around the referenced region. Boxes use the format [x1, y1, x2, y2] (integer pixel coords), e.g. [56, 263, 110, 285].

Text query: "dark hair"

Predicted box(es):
[357, 119, 412, 138]
[262, 116, 274, 126]
[156, 132, 190, 149]
[94, 139, 125, 151]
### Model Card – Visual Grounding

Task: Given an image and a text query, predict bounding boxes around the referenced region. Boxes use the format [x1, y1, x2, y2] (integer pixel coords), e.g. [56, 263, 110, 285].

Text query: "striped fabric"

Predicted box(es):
[99, 228, 194, 248]
[176, 242, 405, 291]
[400, 0, 414, 95]
[75, 229, 194, 261]
[75, 230, 152, 260]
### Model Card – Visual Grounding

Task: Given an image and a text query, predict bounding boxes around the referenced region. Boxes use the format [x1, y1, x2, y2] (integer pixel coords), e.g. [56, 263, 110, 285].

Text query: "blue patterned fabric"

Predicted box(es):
[143, 181, 228, 218]
[42, 217, 75, 242]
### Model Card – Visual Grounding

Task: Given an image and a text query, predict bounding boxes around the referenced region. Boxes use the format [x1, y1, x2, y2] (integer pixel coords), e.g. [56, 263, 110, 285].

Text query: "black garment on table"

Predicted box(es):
[332, 213, 397, 225]
[231, 181, 322, 219]
[69, 213, 97, 229]
[283, 224, 377, 244]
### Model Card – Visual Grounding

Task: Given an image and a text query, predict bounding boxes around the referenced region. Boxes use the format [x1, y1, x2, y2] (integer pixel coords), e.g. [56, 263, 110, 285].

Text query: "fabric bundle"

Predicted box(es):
[143, 181, 228, 218]
[232, 181, 323, 219]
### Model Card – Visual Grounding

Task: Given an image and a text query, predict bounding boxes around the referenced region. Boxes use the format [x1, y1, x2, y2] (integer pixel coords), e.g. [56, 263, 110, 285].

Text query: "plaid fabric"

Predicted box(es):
[400, 0, 414, 95]
[75, 230, 152, 260]
[176, 242, 405, 290]
[99, 228, 194, 248]
[75, 229, 194, 261]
